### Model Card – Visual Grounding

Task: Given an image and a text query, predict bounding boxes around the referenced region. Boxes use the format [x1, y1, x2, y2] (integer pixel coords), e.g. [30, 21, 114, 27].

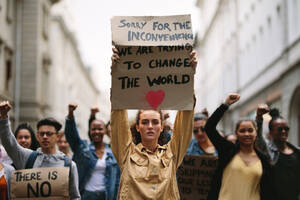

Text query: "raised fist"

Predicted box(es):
[0, 101, 11, 120]
[225, 93, 240, 105]
[90, 106, 100, 115]
[256, 104, 270, 117]
[68, 104, 78, 119]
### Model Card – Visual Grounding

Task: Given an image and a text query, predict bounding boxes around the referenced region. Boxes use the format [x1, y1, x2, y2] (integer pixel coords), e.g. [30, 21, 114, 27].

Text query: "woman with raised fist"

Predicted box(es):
[256, 106, 300, 200]
[204, 94, 274, 200]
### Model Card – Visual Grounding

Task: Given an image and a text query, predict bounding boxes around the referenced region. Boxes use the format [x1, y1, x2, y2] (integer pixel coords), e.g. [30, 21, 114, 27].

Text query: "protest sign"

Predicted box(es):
[111, 15, 195, 110]
[10, 167, 69, 200]
[177, 155, 218, 200]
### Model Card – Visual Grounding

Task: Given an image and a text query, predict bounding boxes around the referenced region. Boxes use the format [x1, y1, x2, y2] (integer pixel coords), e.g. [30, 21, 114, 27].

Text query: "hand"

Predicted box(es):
[0, 101, 11, 120]
[90, 106, 100, 116]
[189, 50, 198, 70]
[256, 104, 269, 117]
[111, 48, 120, 66]
[68, 103, 78, 119]
[161, 110, 170, 120]
[225, 93, 240, 105]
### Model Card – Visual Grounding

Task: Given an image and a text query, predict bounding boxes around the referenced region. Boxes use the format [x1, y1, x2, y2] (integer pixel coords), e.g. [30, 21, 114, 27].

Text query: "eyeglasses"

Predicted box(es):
[193, 126, 205, 134]
[277, 126, 289, 132]
[38, 131, 56, 137]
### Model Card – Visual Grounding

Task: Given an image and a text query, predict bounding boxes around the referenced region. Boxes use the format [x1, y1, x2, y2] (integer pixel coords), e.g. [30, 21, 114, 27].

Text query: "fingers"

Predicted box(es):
[189, 50, 198, 70]
[0, 101, 11, 119]
[111, 48, 120, 65]
[91, 106, 100, 115]
[257, 104, 270, 116]
[225, 93, 240, 105]
[68, 103, 78, 111]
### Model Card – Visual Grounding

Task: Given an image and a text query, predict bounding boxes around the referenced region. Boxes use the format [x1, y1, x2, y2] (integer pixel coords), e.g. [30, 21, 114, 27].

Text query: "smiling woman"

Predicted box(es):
[64, 104, 120, 200]
[14, 123, 39, 150]
[204, 94, 275, 200]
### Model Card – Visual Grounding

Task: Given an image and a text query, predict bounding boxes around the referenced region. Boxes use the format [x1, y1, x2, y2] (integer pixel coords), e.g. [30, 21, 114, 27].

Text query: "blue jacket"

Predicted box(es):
[186, 138, 218, 156]
[65, 117, 120, 200]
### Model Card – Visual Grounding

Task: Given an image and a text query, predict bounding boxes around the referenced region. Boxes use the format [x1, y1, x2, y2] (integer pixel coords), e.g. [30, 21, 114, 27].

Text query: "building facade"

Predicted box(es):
[0, 0, 100, 140]
[195, 0, 300, 145]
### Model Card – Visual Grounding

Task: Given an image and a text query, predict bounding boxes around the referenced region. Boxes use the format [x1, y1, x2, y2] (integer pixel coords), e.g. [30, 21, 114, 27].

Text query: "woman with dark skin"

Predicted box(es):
[14, 123, 39, 150]
[65, 104, 120, 200]
[205, 93, 274, 200]
[256, 105, 300, 200]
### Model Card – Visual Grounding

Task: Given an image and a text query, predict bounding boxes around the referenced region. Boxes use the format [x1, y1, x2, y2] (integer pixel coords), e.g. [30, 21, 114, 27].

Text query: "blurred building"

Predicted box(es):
[0, 0, 99, 141]
[195, 0, 300, 145]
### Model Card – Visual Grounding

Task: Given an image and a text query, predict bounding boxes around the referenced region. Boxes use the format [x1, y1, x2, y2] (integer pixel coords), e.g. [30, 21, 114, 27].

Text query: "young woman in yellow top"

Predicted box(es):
[110, 48, 197, 200]
[205, 94, 274, 200]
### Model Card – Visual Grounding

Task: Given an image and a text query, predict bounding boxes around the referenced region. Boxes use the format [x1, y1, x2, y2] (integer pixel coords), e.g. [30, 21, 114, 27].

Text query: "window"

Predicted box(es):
[41, 56, 51, 104]
[6, 0, 13, 23]
[42, 4, 49, 39]
[276, 4, 281, 16]
[4, 47, 13, 93]
[267, 16, 272, 27]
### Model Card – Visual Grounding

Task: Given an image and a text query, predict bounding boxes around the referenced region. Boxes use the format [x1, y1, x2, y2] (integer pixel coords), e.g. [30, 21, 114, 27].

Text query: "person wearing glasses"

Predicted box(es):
[186, 112, 217, 156]
[205, 94, 274, 200]
[0, 101, 80, 200]
[256, 106, 300, 200]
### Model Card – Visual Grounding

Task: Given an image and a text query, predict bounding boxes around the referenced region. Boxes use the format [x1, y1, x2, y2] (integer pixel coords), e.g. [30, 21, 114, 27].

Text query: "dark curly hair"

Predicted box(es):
[268, 108, 284, 131]
[131, 110, 169, 146]
[14, 123, 40, 150]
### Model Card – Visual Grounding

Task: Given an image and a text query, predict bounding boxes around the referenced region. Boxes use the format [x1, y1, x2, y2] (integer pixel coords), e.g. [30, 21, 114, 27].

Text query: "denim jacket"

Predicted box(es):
[65, 117, 120, 200]
[186, 138, 218, 156]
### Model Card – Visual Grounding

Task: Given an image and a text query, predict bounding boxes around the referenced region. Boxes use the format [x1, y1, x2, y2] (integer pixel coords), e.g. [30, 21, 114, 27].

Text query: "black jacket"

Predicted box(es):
[204, 104, 275, 200]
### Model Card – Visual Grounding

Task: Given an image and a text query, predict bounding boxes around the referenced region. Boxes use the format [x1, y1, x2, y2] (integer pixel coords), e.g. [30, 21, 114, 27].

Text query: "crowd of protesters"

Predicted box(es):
[0, 48, 299, 200]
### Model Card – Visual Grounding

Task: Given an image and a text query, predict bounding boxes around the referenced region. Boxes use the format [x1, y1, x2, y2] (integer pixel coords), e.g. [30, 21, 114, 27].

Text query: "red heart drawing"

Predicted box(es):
[146, 90, 165, 110]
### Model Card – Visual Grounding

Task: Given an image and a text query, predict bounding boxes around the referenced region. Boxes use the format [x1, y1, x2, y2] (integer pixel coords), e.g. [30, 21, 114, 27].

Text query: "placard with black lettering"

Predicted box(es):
[111, 15, 195, 110]
[10, 167, 69, 200]
[177, 155, 218, 200]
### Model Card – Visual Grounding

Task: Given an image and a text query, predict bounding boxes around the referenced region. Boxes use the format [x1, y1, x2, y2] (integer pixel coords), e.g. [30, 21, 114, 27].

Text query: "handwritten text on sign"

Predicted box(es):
[177, 155, 218, 200]
[10, 167, 69, 200]
[111, 15, 195, 110]
[111, 15, 193, 46]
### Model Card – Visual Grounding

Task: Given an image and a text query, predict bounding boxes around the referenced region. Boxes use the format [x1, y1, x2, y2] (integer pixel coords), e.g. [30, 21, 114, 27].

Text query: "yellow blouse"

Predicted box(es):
[219, 154, 262, 200]
[111, 110, 193, 200]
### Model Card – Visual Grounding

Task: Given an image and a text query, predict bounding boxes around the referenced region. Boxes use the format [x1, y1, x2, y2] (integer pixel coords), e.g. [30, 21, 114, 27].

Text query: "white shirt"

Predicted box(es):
[84, 149, 107, 192]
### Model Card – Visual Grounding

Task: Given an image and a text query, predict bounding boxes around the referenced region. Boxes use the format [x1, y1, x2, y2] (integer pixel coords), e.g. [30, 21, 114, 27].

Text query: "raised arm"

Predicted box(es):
[205, 94, 240, 154]
[163, 50, 198, 168]
[255, 104, 271, 158]
[64, 104, 83, 152]
[170, 110, 194, 168]
[110, 109, 132, 169]
[0, 101, 32, 169]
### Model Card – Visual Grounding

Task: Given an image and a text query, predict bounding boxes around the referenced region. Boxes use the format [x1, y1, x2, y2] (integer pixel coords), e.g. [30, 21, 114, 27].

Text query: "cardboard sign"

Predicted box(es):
[10, 167, 69, 200]
[111, 15, 195, 110]
[177, 155, 218, 200]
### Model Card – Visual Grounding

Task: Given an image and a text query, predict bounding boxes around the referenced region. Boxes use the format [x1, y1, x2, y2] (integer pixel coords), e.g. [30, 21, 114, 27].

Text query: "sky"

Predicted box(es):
[69, 0, 199, 120]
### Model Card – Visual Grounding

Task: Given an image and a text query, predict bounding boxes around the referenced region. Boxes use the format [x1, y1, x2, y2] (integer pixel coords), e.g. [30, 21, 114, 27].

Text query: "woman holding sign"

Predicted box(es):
[204, 94, 274, 200]
[110, 48, 197, 200]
